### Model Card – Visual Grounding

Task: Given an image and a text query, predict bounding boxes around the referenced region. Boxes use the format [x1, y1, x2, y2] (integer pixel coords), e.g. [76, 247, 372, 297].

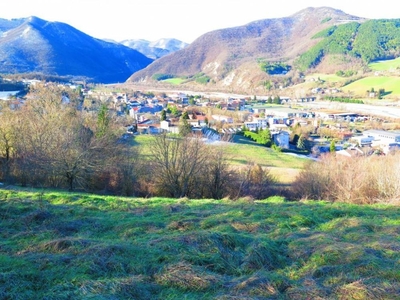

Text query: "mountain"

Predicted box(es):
[0, 18, 25, 34]
[120, 38, 188, 59]
[0, 17, 153, 83]
[127, 7, 369, 92]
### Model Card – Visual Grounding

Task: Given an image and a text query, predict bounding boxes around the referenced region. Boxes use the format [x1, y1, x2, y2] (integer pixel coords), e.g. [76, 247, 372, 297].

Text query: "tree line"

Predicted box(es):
[0, 84, 277, 199]
[4, 84, 398, 204]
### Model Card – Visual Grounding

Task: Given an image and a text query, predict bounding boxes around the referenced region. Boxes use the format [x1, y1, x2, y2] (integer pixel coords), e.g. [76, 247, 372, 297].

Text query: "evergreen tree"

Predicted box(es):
[160, 109, 167, 121]
[273, 96, 281, 105]
[181, 111, 189, 120]
[96, 103, 110, 138]
[179, 119, 192, 137]
[330, 140, 336, 152]
[297, 134, 306, 150]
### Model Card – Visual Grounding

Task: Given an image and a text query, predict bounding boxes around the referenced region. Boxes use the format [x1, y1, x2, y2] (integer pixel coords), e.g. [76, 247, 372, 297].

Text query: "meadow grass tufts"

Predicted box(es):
[0, 188, 399, 299]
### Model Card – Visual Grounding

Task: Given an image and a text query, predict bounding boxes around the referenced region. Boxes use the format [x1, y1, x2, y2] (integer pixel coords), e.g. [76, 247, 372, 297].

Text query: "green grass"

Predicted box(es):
[368, 57, 400, 71]
[1, 189, 399, 299]
[133, 134, 307, 169]
[132, 134, 307, 183]
[162, 78, 186, 85]
[303, 58, 400, 99]
[343, 76, 400, 97]
[230, 135, 306, 168]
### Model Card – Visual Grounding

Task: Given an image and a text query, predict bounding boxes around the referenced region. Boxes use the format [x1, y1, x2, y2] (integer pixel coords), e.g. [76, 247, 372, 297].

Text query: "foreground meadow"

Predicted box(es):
[1, 189, 399, 299]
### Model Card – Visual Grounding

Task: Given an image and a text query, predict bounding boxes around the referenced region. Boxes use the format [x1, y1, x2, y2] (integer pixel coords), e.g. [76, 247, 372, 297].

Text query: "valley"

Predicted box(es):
[1, 5, 400, 300]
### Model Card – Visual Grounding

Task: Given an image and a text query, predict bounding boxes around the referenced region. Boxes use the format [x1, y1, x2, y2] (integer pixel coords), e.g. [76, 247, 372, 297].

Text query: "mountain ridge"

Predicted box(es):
[120, 38, 188, 59]
[127, 7, 370, 92]
[0, 16, 153, 83]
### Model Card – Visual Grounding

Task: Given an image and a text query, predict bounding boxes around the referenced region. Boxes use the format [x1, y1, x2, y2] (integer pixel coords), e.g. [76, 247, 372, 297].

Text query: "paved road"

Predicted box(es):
[298, 101, 400, 119]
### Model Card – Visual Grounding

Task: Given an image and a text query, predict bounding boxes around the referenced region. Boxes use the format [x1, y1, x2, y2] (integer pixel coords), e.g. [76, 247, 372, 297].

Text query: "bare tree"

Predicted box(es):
[0, 107, 16, 182]
[149, 134, 209, 198]
[196, 147, 233, 199]
[11, 84, 123, 191]
[230, 164, 276, 200]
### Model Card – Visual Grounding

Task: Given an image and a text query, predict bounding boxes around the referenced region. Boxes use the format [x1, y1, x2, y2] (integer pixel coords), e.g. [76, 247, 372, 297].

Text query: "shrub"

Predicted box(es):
[291, 152, 400, 204]
[229, 164, 276, 200]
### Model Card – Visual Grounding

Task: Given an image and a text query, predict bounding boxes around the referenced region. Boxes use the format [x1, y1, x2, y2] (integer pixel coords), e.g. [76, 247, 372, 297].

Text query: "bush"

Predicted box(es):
[152, 73, 174, 81]
[228, 164, 276, 200]
[291, 152, 400, 204]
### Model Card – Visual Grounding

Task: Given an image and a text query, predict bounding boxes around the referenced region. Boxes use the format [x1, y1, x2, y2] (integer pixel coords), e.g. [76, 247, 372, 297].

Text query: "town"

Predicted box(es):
[3, 79, 400, 158]
[87, 85, 400, 158]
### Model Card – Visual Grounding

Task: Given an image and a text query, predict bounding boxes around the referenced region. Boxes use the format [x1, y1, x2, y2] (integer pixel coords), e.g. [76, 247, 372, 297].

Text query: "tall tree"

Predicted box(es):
[179, 118, 192, 137]
[297, 134, 306, 150]
[181, 111, 189, 120]
[160, 109, 167, 121]
[273, 96, 281, 105]
[0, 107, 15, 182]
[11, 84, 122, 191]
[330, 140, 336, 153]
[149, 134, 208, 198]
[96, 103, 110, 138]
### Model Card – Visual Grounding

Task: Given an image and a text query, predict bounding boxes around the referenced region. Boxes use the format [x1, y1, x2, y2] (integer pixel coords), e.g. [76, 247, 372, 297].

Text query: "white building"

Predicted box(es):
[363, 129, 400, 153]
[211, 115, 233, 123]
[272, 131, 290, 149]
[244, 118, 268, 131]
[363, 130, 400, 145]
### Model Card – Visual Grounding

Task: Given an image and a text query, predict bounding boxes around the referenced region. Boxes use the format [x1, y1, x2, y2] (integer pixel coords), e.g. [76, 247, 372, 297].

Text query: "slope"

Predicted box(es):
[0, 17, 153, 83]
[121, 38, 188, 59]
[1, 188, 399, 299]
[127, 7, 364, 92]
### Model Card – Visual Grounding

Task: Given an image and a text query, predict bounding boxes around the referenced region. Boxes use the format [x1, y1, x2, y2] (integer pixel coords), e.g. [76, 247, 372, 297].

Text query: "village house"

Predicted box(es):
[362, 129, 400, 153]
[336, 146, 374, 157]
[211, 115, 233, 123]
[271, 130, 290, 149]
[160, 120, 180, 134]
[244, 117, 269, 131]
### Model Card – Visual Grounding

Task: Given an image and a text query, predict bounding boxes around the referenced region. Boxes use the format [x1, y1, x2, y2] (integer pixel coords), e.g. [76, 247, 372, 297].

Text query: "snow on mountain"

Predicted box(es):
[120, 38, 188, 59]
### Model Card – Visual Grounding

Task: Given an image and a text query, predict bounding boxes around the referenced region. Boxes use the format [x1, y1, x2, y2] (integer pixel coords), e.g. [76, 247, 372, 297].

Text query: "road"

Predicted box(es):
[297, 101, 400, 119]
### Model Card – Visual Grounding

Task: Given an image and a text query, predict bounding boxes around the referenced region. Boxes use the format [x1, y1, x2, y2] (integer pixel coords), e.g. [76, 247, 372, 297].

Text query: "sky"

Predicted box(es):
[3, 0, 400, 43]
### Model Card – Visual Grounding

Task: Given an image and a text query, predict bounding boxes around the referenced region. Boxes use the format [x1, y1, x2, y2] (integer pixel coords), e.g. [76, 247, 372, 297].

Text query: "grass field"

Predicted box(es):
[162, 78, 186, 85]
[343, 76, 400, 98]
[1, 188, 399, 299]
[132, 134, 307, 183]
[302, 58, 400, 99]
[368, 57, 400, 71]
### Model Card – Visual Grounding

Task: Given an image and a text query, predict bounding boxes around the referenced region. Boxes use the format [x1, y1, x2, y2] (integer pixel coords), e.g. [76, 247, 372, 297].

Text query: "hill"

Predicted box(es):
[1, 188, 399, 299]
[121, 38, 188, 59]
[0, 17, 153, 83]
[127, 7, 400, 96]
[127, 7, 365, 92]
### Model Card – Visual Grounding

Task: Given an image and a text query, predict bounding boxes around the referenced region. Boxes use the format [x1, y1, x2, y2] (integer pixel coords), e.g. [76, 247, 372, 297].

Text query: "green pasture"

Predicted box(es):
[343, 76, 400, 97]
[133, 134, 306, 170]
[0, 189, 399, 299]
[227, 135, 306, 169]
[368, 57, 400, 71]
[132, 134, 306, 183]
[162, 77, 186, 85]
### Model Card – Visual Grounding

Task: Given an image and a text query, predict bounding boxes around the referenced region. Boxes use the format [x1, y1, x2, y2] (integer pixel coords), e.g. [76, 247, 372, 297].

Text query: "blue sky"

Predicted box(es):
[3, 0, 399, 43]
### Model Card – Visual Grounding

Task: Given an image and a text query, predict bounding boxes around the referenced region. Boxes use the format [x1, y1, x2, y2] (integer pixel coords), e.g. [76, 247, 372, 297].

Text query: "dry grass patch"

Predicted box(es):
[155, 262, 222, 291]
[38, 238, 92, 253]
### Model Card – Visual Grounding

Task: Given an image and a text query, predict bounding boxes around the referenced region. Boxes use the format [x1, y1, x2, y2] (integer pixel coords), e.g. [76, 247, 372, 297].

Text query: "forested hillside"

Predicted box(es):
[296, 19, 400, 70]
